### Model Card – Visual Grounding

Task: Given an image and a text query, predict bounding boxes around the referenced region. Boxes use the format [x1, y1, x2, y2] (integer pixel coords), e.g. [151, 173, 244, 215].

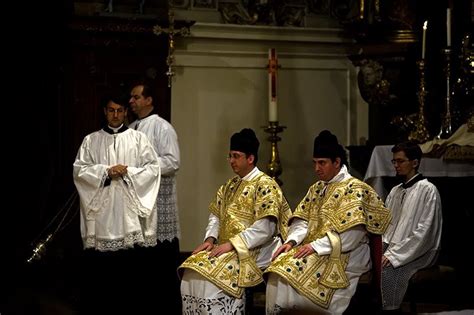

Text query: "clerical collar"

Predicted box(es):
[326, 165, 351, 184]
[242, 166, 260, 181]
[316, 165, 350, 196]
[402, 173, 424, 189]
[103, 124, 128, 134]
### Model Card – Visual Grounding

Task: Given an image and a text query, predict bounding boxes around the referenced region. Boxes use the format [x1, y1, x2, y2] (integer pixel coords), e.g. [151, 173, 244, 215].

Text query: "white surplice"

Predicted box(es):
[129, 114, 181, 242]
[73, 127, 161, 251]
[381, 175, 442, 309]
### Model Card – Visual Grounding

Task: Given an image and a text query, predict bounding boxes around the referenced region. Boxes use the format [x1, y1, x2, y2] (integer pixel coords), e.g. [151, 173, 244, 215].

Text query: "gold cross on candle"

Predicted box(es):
[268, 48, 279, 122]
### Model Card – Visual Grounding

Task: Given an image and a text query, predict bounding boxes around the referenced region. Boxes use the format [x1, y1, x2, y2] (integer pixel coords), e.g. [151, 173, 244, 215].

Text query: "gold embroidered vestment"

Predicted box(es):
[264, 178, 391, 308]
[179, 173, 291, 298]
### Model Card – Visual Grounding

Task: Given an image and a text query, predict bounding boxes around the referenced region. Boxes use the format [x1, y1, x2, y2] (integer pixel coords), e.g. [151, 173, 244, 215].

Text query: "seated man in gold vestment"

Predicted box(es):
[179, 128, 291, 314]
[264, 130, 391, 315]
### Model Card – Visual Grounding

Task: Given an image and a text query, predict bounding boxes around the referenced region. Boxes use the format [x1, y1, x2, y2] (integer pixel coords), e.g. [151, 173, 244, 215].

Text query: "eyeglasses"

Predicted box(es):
[227, 153, 246, 161]
[107, 108, 125, 114]
[391, 159, 410, 165]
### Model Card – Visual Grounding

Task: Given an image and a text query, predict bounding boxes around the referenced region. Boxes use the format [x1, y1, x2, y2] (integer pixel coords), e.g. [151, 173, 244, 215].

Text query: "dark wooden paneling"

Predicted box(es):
[36, 14, 170, 262]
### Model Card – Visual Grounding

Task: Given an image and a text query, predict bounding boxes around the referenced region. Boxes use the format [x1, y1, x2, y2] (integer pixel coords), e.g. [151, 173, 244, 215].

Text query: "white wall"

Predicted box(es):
[171, 23, 369, 251]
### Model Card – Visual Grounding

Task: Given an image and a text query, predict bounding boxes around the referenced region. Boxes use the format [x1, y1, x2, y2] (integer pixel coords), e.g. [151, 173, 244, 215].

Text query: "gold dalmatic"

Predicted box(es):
[264, 178, 391, 308]
[179, 173, 291, 298]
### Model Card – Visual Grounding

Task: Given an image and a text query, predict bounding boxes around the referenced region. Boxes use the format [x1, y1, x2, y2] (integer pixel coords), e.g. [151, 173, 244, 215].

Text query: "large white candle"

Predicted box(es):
[422, 21, 428, 59]
[268, 48, 278, 122]
[446, 8, 451, 47]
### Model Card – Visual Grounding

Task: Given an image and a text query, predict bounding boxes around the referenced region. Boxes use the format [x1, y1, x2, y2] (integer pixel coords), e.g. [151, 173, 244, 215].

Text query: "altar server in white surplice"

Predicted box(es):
[381, 141, 442, 313]
[73, 90, 161, 314]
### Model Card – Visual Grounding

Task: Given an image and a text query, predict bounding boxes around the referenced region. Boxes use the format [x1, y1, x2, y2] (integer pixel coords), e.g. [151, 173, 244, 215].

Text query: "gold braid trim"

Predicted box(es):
[264, 247, 350, 308]
[319, 231, 349, 289]
[211, 174, 283, 244]
[180, 172, 290, 297]
[230, 234, 263, 287]
[292, 178, 390, 240]
[265, 178, 390, 308]
[278, 197, 291, 241]
[178, 250, 243, 298]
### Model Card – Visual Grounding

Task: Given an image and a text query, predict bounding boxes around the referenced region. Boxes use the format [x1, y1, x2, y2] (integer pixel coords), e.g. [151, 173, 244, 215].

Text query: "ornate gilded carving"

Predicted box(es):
[274, 3, 305, 27]
[453, 33, 474, 126]
[219, 2, 258, 25]
[334, 0, 416, 43]
[357, 59, 396, 106]
[218, 0, 307, 27]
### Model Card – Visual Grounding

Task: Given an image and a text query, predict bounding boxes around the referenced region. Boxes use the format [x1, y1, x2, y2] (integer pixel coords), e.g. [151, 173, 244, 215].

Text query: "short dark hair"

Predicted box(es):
[391, 141, 422, 169]
[101, 88, 129, 109]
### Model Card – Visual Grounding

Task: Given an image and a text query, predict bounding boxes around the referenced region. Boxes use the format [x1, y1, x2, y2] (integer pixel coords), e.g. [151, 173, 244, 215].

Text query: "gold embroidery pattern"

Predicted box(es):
[265, 248, 350, 308]
[212, 175, 283, 243]
[239, 255, 263, 287]
[180, 173, 291, 297]
[265, 177, 390, 308]
[179, 250, 243, 298]
[293, 178, 390, 241]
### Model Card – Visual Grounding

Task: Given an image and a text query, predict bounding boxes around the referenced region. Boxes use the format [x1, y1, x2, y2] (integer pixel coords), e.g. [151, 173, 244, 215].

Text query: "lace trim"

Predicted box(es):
[156, 176, 181, 241]
[84, 230, 156, 251]
[267, 304, 285, 315]
[181, 294, 245, 315]
[86, 172, 108, 219]
[122, 175, 155, 218]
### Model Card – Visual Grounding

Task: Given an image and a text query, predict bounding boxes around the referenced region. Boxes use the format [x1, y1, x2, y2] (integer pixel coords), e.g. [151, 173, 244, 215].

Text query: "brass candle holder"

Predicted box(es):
[263, 121, 286, 186]
[436, 48, 453, 139]
[408, 60, 430, 143]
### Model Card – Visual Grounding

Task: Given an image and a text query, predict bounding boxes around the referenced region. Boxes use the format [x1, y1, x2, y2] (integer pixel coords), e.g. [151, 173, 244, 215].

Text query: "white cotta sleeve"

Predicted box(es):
[311, 225, 367, 255]
[73, 136, 109, 218]
[122, 133, 161, 217]
[204, 213, 220, 241]
[286, 218, 308, 245]
[239, 217, 276, 249]
[156, 125, 180, 176]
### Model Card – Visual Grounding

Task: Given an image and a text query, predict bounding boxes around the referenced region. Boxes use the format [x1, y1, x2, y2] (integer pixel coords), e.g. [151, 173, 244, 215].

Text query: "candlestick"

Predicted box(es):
[446, 8, 451, 47]
[422, 21, 427, 59]
[268, 48, 278, 122]
[263, 122, 286, 185]
[409, 60, 430, 143]
[436, 48, 453, 139]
